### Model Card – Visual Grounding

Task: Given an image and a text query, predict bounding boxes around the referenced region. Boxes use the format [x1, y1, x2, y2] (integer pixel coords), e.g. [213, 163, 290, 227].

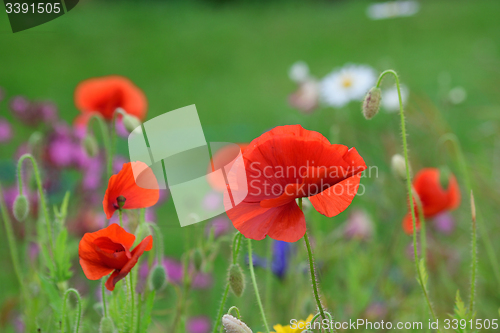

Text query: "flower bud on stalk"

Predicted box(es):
[13, 194, 29, 222]
[83, 134, 99, 157]
[99, 316, 115, 333]
[391, 154, 411, 181]
[122, 114, 141, 133]
[228, 264, 245, 297]
[193, 248, 204, 271]
[149, 264, 167, 292]
[362, 87, 382, 120]
[222, 314, 253, 333]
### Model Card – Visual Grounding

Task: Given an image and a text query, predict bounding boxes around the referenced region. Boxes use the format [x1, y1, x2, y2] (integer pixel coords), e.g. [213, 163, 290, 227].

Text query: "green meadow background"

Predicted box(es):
[1, 0, 500, 331]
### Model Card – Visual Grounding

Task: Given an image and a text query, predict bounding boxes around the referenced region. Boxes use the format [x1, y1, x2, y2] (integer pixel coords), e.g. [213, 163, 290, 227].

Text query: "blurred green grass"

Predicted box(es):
[1, 0, 500, 331]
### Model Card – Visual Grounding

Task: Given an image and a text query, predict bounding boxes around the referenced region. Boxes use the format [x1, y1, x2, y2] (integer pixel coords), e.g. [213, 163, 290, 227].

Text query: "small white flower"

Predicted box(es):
[320, 64, 376, 108]
[289, 61, 310, 83]
[381, 84, 409, 112]
[366, 1, 420, 20]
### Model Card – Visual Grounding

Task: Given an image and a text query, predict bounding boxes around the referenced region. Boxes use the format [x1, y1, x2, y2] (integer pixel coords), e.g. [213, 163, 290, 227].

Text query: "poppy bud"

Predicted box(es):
[83, 134, 99, 157]
[391, 154, 410, 181]
[193, 248, 203, 271]
[228, 264, 245, 297]
[13, 194, 29, 222]
[221, 314, 253, 333]
[99, 316, 115, 333]
[149, 265, 167, 292]
[362, 87, 382, 120]
[116, 196, 126, 209]
[439, 166, 451, 189]
[122, 114, 141, 133]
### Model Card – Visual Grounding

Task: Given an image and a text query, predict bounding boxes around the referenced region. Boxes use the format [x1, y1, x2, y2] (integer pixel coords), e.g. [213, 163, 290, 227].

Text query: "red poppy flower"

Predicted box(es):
[74, 75, 147, 120]
[225, 125, 367, 242]
[79, 223, 153, 291]
[402, 168, 461, 234]
[103, 161, 160, 219]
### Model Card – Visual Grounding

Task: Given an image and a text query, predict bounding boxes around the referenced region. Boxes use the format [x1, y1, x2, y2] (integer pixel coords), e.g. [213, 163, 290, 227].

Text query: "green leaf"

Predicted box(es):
[140, 291, 156, 333]
[39, 275, 63, 318]
[54, 229, 73, 282]
[454, 290, 467, 319]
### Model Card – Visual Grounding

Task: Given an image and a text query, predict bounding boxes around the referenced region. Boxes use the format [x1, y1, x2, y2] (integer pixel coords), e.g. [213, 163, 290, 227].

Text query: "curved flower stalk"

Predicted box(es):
[61, 288, 82, 333]
[213, 232, 244, 333]
[17, 154, 53, 253]
[364, 70, 439, 326]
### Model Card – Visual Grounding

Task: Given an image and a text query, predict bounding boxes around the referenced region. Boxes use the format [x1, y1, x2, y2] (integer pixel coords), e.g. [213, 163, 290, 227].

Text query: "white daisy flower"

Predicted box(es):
[367, 1, 420, 21]
[289, 61, 310, 83]
[320, 64, 377, 108]
[382, 84, 409, 112]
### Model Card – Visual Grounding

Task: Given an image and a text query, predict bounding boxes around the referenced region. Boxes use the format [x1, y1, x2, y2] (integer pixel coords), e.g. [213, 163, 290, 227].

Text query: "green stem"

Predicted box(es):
[300, 198, 329, 329]
[376, 70, 438, 325]
[0, 184, 26, 301]
[146, 222, 164, 263]
[61, 288, 82, 333]
[438, 134, 500, 286]
[87, 113, 113, 179]
[17, 154, 53, 254]
[247, 238, 270, 333]
[129, 273, 135, 332]
[413, 187, 427, 265]
[264, 237, 273, 315]
[101, 278, 108, 318]
[469, 191, 477, 315]
[212, 232, 242, 333]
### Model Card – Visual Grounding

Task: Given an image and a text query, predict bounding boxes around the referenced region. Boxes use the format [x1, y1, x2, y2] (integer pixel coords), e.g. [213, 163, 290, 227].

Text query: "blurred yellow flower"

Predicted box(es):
[259, 315, 315, 333]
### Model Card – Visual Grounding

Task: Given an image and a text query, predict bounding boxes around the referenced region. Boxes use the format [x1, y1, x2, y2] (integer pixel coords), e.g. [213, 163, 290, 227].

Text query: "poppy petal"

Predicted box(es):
[402, 212, 421, 234]
[309, 174, 361, 217]
[103, 162, 160, 219]
[104, 235, 153, 291]
[226, 201, 305, 242]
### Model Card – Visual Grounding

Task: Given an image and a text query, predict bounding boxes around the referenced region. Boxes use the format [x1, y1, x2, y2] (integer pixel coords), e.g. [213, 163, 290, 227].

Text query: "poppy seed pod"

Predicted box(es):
[362, 87, 382, 120]
[222, 314, 253, 333]
[228, 264, 245, 297]
[391, 154, 410, 181]
[83, 134, 99, 158]
[116, 195, 126, 209]
[99, 316, 115, 333]
[122, 113, 141, 133]
[13, 194, 29, 222]
[149, 264, 167, 292]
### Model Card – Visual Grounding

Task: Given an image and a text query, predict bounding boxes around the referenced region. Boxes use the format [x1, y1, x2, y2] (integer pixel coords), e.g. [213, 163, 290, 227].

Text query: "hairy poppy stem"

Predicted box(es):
[212, 232, 242, 333]
[129, 274, 135, 332]
[0, 183, 27, 306]
[101, 278, 108, 318]
[301, 198, 330, 331]
[376, 70, 439, 326]
[17, 154, 54, 254]
[438, 134, 500, 287]
[412, 187, 427, 265]
[247, 237, 271, 333]
[61, 288, 82, 333]
[87, 113, 113, 179]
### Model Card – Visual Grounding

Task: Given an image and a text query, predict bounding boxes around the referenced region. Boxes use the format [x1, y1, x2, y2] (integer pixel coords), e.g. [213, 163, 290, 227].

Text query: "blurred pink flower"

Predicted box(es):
[343, 209, 374, 241]
[433, 212, 455, 234]
[205, 216, 233, 238]
[0, 117, 13, 143]
[187, 316, 211, 333]
[288, 80, 319, 114]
